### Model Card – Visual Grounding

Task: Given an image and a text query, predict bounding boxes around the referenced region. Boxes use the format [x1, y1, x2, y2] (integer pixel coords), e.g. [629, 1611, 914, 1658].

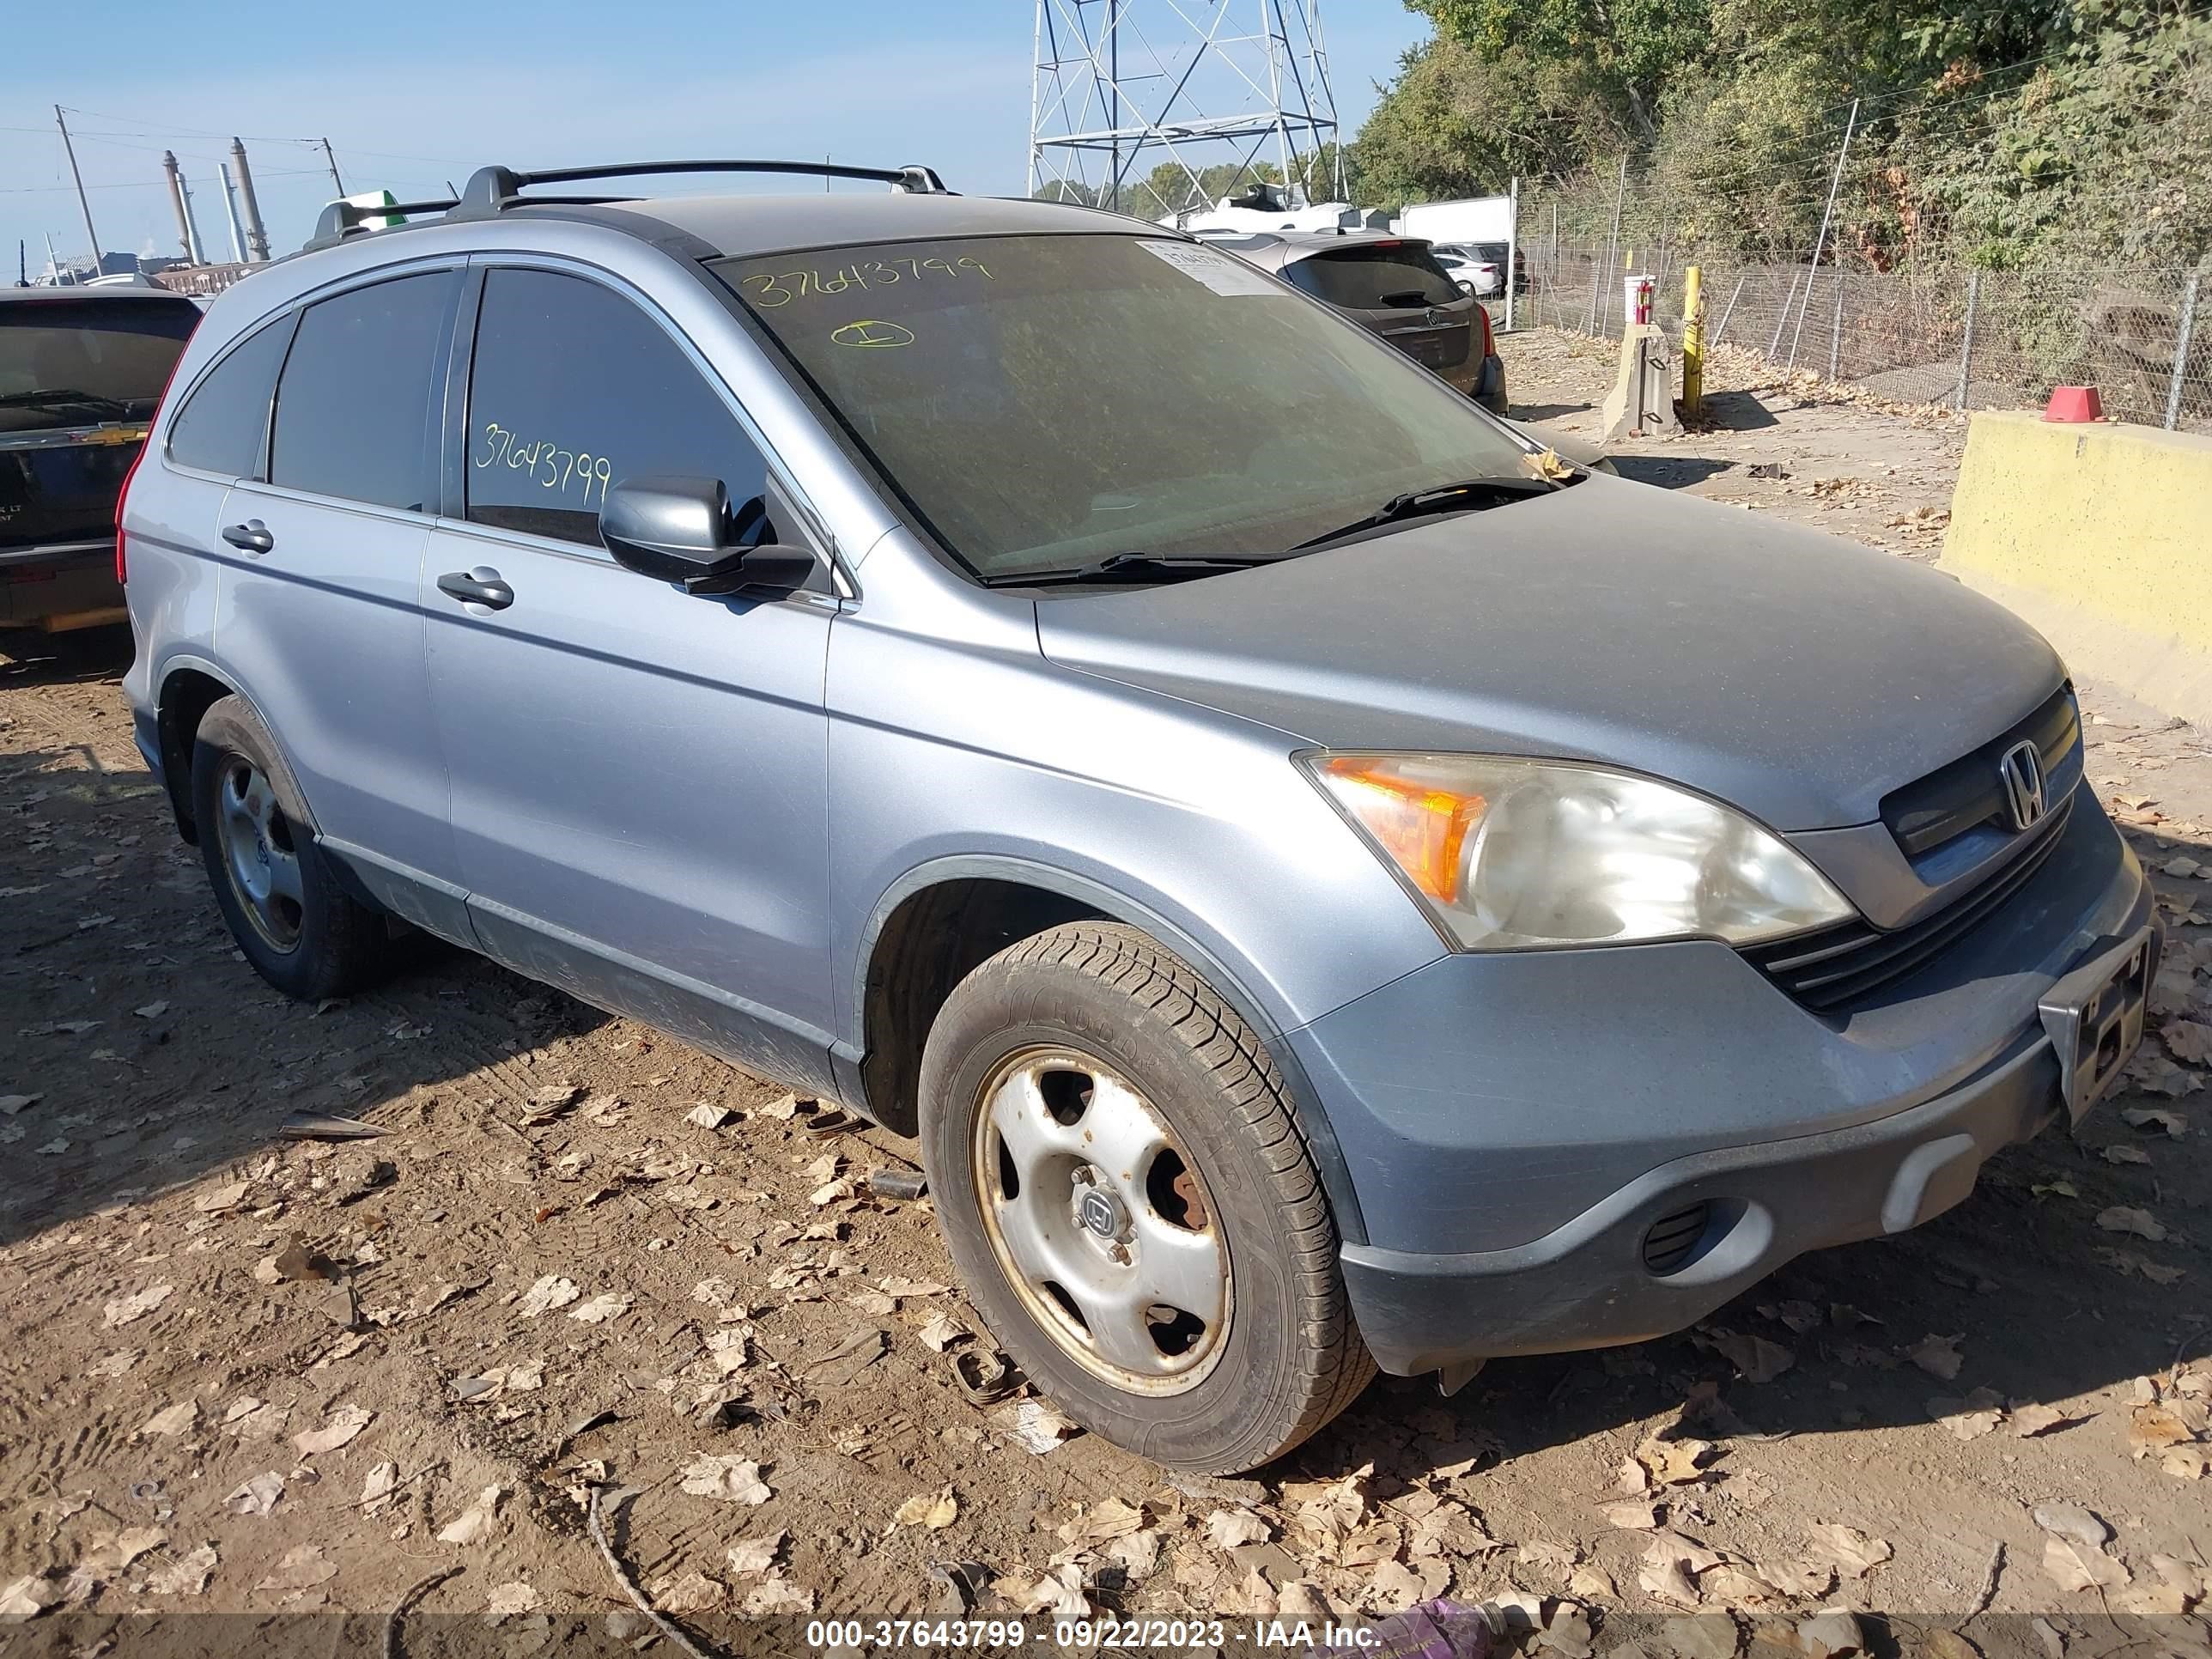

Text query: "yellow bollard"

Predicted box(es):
[1682, 264, 1705, 420]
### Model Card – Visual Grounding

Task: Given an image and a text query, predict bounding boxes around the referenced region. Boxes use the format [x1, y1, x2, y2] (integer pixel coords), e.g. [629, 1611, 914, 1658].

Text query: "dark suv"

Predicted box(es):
[2, 286, 201, 632]
[1212, 231, 1506, 414]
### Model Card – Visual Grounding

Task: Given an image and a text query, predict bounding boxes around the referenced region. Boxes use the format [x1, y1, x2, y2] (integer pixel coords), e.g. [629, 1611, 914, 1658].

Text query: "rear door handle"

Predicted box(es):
[437, 568, 514, 611]
[221, 520, 274, 554]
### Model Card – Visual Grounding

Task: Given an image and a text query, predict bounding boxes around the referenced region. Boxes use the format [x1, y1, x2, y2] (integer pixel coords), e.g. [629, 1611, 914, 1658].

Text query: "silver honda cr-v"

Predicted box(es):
[120, 160, 2156, 1474]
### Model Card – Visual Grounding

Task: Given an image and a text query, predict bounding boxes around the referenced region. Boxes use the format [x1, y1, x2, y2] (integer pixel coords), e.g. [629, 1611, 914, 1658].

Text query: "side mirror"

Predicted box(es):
[599, 475, 815, 596]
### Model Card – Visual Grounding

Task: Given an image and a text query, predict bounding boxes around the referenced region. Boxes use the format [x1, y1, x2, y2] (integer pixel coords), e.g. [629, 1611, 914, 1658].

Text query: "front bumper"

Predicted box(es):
[1290, 792, 2154, 1374]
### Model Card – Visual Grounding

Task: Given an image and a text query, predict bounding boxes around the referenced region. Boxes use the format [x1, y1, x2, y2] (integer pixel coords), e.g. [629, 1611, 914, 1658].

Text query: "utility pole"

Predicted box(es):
[316, 137, 346, 198]
[1788, 97, 1858, 370]
[53, 106, 103, 276]
[229, 137, 271, 261]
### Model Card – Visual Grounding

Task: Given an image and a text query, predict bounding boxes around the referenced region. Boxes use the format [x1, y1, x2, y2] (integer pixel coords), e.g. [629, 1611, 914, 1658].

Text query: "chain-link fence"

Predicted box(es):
[1507, 235, 2211, 431]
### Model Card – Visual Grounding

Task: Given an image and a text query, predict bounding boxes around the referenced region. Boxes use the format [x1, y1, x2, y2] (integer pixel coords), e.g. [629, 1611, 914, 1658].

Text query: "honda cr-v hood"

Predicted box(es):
[1034, 478, 2063, 832]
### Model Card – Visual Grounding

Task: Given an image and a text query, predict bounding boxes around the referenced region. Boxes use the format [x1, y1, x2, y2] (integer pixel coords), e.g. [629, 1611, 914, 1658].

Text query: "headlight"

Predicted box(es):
[1303, 752, 1854, 951]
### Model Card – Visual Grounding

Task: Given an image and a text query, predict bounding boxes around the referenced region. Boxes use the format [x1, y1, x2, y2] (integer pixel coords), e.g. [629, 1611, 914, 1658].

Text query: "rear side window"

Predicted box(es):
[1284, 247, 1460, 310]
[465, 267, 769, 547]
[167, 315, 293, 477]
[270, 272, 455, 512]
[0, 297, 198, 436]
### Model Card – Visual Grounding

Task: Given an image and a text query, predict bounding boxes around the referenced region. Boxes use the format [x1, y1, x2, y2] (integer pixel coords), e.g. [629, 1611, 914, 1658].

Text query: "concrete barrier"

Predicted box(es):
[1942, 410, 2212, 725]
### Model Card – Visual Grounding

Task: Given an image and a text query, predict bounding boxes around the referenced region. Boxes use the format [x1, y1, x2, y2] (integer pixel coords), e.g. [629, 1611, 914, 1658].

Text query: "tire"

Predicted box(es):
[920, 921, 1374, 1472]
[190, 695, 393, 1001]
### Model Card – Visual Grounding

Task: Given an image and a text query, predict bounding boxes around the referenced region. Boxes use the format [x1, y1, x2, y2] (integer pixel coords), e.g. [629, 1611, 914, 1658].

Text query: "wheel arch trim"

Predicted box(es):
[849, 852, 1370, 1247]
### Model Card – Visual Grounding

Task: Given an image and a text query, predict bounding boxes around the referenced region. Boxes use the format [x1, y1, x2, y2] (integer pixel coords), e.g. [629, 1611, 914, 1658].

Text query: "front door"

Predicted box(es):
[422, 264, 839, 1095]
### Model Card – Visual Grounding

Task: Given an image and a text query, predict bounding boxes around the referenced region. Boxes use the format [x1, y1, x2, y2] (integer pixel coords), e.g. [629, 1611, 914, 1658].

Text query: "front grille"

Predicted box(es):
[1744, 795, 2073, 1014]
[1883, 685, 2079, 857]
[1642, 1202, 1711, 1275]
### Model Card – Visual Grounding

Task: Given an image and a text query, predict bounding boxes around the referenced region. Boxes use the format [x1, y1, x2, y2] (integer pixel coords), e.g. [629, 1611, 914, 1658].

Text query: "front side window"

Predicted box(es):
[712, 234, 1526, 581]
[269, 272, 454, 512]
[465, 268, 770, 548]
[0, 297, 198, 436]
[167, 314, 293, 477]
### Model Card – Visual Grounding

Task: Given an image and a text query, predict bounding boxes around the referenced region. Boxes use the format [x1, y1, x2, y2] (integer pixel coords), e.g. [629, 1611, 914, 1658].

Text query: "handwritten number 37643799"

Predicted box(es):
[743, 254, 991, 310]
[477, 422, 613, 506]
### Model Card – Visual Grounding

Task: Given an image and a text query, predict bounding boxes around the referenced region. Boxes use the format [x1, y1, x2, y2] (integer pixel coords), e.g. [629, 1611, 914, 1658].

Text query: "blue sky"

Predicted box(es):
[3, 2, 1431, 276]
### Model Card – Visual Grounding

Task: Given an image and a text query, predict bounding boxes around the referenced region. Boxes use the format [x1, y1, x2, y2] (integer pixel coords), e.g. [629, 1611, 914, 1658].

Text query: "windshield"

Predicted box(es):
[0, 298, 198, 436]
[712, 234, 1528, 582]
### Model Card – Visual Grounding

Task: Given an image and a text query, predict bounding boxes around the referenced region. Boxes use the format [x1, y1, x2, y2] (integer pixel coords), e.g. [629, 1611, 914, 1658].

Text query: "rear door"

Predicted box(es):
[213, 265, 467, 934]
[421, 261, 839, 1094]
[1281, 243, 1480, 392]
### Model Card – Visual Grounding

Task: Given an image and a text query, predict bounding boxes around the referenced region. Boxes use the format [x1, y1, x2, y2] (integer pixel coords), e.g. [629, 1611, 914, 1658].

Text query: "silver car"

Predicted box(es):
[122, 161, 2155, 1473]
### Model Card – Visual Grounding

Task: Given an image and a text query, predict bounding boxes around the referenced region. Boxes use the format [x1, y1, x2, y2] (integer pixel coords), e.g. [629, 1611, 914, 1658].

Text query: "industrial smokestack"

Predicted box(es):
[161, 150, 198, 264]
[228, 137, 271, 262]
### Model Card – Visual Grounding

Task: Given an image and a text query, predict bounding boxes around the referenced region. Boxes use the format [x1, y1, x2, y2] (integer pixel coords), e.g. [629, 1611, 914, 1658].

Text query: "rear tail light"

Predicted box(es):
[1476, 301, 1494, 358]
[115, 446, 147, 585]
[115, 352, 185, 586]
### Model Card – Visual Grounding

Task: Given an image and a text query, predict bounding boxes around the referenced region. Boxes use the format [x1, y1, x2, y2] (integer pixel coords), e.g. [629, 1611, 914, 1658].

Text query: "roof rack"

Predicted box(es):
[301, 158, 952, 252]
[451, 159, 952, 219]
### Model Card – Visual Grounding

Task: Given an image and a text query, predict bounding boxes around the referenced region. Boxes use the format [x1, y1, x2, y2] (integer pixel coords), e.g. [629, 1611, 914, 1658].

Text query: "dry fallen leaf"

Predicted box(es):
[566, 1291, 631, 1324]
[1809, 1522, 1893, 1578]
[102, 1284, 173, 1328]
[893, 1488, 958, 1530]
[137, 1401, 198, 1438]
[435, 1485, 505, 1544]
[2044, 1537, 2130, 1593]
[743, 1576, 817, 1615]
[1707, 1328, 1796, 1383]
[1206, 1508, 1273, 1550]
[2160, 1020, 2212, 1064]
[2096, 1206, 2169, 1242]
[486, 1581, 542, 1617]
[1635, 1433, 1715, 1486]
[994, 1398, 1078, 1453]
[681, 1455, 772, 1505]
[516, 1274, 580, 1316]
[222, 1472, 283, 1516]
[1907, 1333, 1965, 1379]
[256, 1544, 336, 1593]
[292, 1404, 373, 1456]
[646, 1571, 722, 1613]
[725, 1532, 787, 1578]
[2129, 1404, 2194, 1455]
[144, 1544, 217, 1597]
[916, 1312, 969, 1352]
[1602, 1499, 1662, 1530]
[2011, 1403, 2073, 1437]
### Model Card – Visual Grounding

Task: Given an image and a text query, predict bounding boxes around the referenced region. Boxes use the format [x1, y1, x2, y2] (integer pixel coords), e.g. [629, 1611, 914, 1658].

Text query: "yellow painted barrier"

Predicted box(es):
[1942, 410, 2212, 724]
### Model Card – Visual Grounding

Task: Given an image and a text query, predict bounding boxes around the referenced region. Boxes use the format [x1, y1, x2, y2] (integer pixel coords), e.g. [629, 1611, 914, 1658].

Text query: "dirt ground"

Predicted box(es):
[2, 330, 2208, 1650]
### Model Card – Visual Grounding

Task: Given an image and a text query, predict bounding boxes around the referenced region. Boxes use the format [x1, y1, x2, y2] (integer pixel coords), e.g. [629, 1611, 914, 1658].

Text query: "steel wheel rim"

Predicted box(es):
[216, 757, 304, 952]
[970, 1045, 1230, 1395]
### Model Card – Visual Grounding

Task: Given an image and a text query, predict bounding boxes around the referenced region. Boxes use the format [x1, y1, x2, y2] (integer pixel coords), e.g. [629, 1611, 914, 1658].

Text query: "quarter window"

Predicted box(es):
[465, 267, 769, 548]
[269, 272, 454, 511]
[167, 314, 293, 478]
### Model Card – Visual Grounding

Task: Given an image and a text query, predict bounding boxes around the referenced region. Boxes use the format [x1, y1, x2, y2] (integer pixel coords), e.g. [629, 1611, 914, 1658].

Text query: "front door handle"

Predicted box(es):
[221, 520, 274, 554]
[437, 568, 514, 611]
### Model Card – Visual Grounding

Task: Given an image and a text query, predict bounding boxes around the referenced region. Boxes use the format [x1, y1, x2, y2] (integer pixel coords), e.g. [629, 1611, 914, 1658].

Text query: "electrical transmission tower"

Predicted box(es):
[1029, 1, 1345, 217]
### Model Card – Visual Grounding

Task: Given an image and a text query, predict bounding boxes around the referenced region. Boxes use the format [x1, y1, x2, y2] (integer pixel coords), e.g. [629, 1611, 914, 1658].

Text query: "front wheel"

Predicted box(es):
[919, 922, 1373, 1472]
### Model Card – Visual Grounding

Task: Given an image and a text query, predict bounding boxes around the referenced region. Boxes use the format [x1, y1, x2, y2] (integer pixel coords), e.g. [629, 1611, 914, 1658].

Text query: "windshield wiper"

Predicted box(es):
[988, 551, 1292, 588]
[0, 387, 138, 419]
[1291, 473, 1570, 550]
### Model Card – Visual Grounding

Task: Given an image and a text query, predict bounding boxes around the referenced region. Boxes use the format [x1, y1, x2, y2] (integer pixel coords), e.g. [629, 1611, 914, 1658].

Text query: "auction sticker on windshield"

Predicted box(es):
[1135, 239, 1282, 297]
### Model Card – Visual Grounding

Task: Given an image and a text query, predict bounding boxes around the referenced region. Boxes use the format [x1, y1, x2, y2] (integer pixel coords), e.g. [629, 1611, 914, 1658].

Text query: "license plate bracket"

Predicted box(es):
[2038, 926, 2156, 1121]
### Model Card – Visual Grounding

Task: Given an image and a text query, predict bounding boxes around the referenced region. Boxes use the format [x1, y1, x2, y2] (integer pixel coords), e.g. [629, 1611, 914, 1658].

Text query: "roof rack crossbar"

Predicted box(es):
[452, 158, 951, 220]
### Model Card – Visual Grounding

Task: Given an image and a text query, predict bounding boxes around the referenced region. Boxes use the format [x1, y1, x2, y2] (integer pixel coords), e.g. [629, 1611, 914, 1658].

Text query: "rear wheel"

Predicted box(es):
[920, 921, 1373, 1472]
[191, 696, 392, 1000]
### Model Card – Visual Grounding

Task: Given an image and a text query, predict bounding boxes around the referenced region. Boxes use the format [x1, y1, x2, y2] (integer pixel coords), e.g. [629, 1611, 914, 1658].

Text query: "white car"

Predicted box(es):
[1431, 243, 1504, 297]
